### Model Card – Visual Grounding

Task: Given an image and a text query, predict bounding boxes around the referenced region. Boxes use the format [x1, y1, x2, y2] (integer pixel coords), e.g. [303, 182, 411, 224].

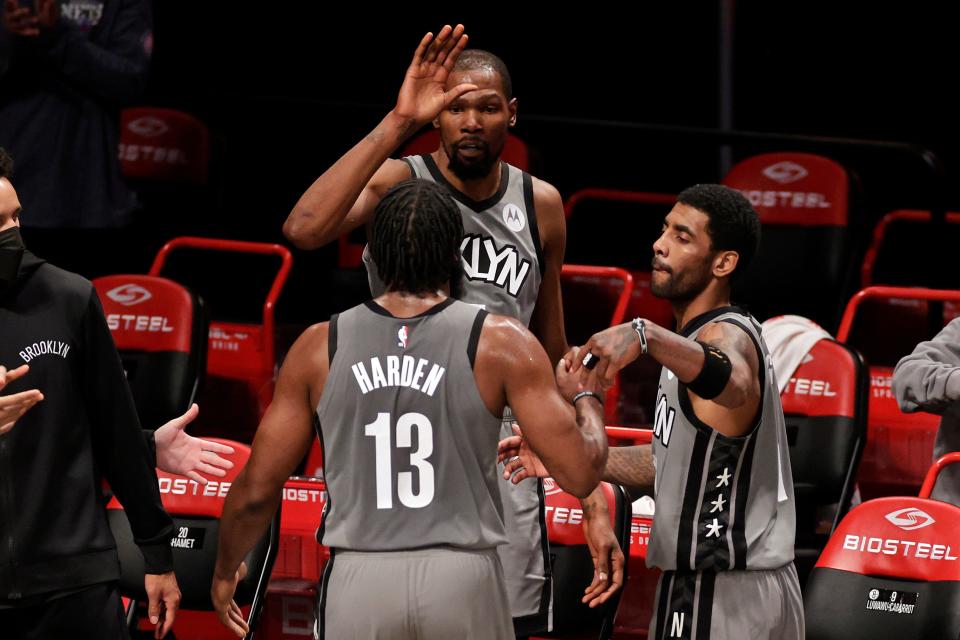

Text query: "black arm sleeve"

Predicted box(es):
[42, 0, 152, 103]
[82, 289, 173, 573]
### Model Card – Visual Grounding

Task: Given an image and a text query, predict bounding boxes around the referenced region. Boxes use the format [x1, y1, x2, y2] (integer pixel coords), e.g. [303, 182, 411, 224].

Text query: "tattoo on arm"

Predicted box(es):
[603, 445, 655, 496]
[702, 323, 755, 370]
[580, 486, 608, 517]
[613, 324, 637, 360]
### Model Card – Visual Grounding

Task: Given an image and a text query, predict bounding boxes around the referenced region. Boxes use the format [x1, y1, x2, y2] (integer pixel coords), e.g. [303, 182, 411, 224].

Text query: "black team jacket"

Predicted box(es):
[0, 250, 173, 604]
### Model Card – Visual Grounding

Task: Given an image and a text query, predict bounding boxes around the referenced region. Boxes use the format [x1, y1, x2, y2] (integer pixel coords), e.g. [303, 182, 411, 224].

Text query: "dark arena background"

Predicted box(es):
[34, 4, 958, 326]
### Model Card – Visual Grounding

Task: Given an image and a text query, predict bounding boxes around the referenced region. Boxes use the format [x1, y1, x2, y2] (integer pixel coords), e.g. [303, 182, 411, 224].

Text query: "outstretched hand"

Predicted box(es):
[154, 404, 235, 484]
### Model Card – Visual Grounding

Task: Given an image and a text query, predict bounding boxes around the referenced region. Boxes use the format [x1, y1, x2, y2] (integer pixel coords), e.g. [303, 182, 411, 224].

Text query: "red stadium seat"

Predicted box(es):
[106, 439, 279, 639]
[837, 286, 960, 498]
[260, 477, 329, 636]
[779, 338, 868, 584]
[270, 477, 328, 585]
[722, 152, 851, 328]
[861, 209, 960, 289]
[149, 237, 293, 443]
[540, 480, 631, 639]
[119, 107, 210, 184]
[804, 454, 960, 639]
[93, 274, 207, 429]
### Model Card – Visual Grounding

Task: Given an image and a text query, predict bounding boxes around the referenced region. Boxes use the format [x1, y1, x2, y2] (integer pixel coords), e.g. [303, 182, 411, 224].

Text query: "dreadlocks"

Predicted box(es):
[369, 179, 463, 294]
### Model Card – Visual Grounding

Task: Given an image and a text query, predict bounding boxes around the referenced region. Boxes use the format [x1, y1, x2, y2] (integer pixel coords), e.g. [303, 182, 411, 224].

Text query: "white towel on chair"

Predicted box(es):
[761, 314, 833, 394]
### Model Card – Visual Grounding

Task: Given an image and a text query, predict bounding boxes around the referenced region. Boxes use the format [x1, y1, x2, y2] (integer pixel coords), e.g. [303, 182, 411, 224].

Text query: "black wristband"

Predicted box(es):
[572, 390, 603, 406]
[686, 342, 732, 399]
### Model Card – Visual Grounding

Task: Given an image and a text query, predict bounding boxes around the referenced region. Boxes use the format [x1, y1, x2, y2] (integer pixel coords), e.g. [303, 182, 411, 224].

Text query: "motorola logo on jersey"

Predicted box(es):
[761, 160, 809, 184]
[460, 234, 531, 298]
[885, 508, 936, 531]
[397, 325, 410, 349]
[501, 204, 526, 232]
[106, 283, 153, 306]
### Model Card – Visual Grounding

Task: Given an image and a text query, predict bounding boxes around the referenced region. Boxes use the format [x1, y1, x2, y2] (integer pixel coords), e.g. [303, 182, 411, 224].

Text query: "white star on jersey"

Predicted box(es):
[705, 518, 723, 538]
[715, 467, 731, 488]
[710, 494, 726, 513]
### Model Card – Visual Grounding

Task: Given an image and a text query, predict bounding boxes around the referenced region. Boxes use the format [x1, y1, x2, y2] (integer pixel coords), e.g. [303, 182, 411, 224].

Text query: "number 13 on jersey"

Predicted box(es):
[364, 412, 435, 509]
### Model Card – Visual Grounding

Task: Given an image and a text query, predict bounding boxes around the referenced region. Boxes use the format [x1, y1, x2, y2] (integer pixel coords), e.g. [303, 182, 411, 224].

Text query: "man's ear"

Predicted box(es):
[713, 250, 740, 279]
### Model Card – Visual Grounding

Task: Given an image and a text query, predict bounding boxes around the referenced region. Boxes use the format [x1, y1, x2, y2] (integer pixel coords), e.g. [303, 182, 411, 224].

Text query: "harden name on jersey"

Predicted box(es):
[350, 355, 447, 397]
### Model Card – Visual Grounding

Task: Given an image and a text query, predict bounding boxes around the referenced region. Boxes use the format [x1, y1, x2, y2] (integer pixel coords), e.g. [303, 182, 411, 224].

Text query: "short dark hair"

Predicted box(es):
[0, 148, 13, 180]
[453, 49, 512, 99]
[677, 183, 761, 274]
[370, 179, 463, 294]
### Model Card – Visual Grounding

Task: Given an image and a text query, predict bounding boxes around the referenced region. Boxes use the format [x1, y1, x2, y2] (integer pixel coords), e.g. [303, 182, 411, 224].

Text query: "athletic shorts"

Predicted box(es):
[317, 546, 514, 640]
[648, 563, 804, 640]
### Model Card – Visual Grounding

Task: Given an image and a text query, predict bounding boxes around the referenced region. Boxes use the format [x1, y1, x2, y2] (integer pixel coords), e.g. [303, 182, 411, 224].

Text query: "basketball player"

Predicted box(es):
[213, 179, 608, 639]
[282, 24, 622, 633]
[501, 184, 804, 639]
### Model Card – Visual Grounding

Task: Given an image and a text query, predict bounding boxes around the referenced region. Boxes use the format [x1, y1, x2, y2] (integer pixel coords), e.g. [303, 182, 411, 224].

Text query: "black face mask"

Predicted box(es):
[0, 226, 25, 289]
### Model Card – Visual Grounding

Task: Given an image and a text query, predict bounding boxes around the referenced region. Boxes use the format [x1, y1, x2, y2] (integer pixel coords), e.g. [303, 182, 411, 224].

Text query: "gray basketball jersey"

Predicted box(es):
[364, 154, 543, 326]
[363, 155, 551, 626]
[647, 307, 796, 572]
[317, 298, 508, 551]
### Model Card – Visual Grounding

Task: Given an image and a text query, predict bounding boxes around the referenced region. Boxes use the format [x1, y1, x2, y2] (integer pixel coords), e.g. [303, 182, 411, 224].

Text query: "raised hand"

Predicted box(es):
[393, 24, 477, 126]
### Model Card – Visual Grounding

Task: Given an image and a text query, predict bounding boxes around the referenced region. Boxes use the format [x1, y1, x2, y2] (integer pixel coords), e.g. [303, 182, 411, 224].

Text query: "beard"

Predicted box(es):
[650, 257, 713, 302]
[445, 137, 504, 181]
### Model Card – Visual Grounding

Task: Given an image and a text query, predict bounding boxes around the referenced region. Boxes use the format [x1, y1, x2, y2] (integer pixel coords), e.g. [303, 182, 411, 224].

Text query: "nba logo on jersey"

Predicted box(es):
[397, 325, 410, 349]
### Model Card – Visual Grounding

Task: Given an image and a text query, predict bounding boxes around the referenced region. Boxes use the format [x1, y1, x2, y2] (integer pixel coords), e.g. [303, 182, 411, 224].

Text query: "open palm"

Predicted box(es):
[394, 24, 477, 125]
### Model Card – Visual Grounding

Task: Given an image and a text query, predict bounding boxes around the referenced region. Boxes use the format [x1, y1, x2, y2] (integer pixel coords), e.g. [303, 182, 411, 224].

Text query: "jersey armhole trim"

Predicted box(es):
[523, 171, 546, 279]
[401, 156, 417, 178]
[467, 309, 489, 369]
[328, 313, 339, 366]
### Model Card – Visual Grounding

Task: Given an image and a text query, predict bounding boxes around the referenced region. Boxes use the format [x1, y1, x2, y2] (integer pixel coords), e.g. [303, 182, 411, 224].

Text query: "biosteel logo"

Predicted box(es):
[106, 284, 153, 306]
[761, 161, 808, 184]
[885, 508, 936, 531]
[127, 116, 169, 137]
